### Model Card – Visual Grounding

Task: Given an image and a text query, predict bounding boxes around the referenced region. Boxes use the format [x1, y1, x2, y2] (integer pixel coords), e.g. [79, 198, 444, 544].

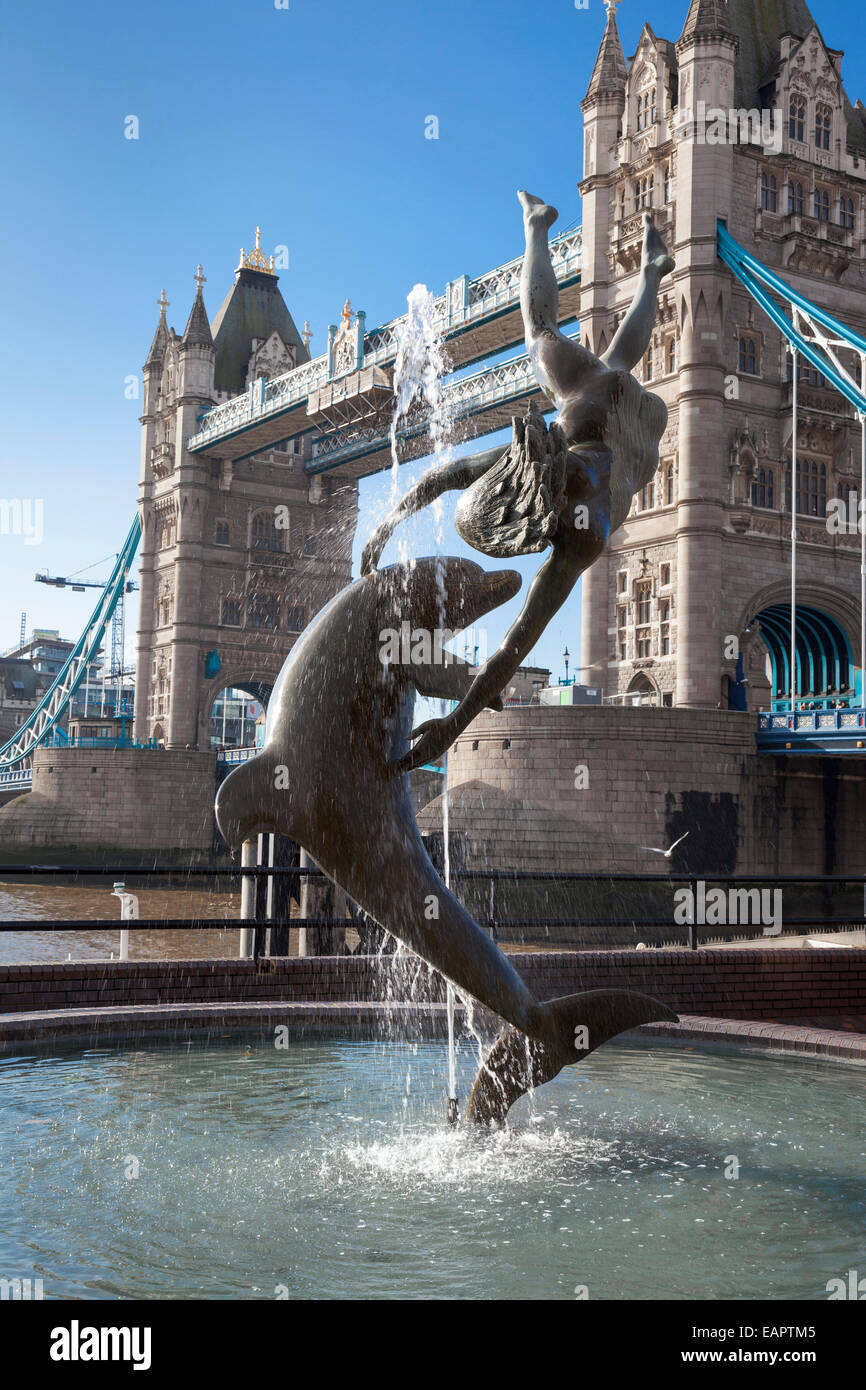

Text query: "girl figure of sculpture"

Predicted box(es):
[362, 190, 675, 771]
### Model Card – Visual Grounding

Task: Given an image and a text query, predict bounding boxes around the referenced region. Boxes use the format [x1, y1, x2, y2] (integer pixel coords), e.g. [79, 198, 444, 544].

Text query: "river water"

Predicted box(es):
[0, 882, 239, 962]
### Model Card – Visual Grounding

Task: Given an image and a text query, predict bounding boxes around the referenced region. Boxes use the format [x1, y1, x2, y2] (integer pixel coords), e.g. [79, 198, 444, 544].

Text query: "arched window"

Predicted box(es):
[303, 534, 317, 556]
[286, 605, 306, 633]
[635, 582, 652, 657]
[633, 175, 653, 211]
[751, 468, 775, 509]
[639, 481, 655, 511]
[221, 598, 243, 627]
[760, 171, 777, 212]
[636, 89, 657, 132]
[786, 458, 827, 517]
[251, 511, 282, 552]
[840, 197, 855, 230]
[815, 105, 831, 150]
[813, 187, 830, 221]
[644, 345, 654, 380]
[665, 462, 675, 505]
[739, 338, 757, 374]
[248, 593, 279, 629]
[618, 185, 626, 219]
[667, 338, 676, 374]
[789, 96, 805, 142]
[215, 520, 230, 546]
[663, 165, 670, 203]
[660, 599, 671, 655]
[788, 180, 803, 215]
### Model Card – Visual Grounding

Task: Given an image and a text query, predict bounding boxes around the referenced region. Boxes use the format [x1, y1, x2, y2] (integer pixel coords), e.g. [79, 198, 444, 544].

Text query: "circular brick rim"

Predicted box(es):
[1, 1001, 865, 1067]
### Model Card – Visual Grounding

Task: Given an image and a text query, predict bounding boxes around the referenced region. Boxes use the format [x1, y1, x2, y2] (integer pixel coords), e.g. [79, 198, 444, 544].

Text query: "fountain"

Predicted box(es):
[214, 194, 680, 1122]
[5, 191, 864, 1309]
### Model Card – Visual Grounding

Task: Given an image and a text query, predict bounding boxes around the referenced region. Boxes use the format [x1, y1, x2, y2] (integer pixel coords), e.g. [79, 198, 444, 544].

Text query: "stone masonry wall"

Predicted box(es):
[417, 706, 866, 877]
[0, 747, 217, 852]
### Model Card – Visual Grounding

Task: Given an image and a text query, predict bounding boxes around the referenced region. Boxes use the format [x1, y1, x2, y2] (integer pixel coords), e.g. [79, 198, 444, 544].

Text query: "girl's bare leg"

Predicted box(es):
[518, 190, 604, 405]
[602, 214, 675, 372]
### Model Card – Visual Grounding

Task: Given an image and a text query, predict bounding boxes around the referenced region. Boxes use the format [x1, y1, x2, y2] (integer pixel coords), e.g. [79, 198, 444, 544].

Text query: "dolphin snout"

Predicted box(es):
[215, 760, 277, 849]
[480, 569, 521, 602]
[465, 567, 521, 622]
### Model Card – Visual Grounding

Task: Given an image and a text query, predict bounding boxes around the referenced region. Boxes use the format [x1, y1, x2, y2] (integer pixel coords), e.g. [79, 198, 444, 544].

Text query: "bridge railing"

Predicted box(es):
[758, 707, 866, 732]
[187, 227, 582, 452]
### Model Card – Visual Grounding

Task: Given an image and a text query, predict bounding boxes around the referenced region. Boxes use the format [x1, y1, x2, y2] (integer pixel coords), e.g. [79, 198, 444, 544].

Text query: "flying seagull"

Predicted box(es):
[640, 831, 690, 858]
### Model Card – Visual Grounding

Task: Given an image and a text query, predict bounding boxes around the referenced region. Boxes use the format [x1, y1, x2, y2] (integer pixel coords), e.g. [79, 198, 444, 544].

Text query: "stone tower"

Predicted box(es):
[134, 234, 358, 748]
[579, 0, 866, 709]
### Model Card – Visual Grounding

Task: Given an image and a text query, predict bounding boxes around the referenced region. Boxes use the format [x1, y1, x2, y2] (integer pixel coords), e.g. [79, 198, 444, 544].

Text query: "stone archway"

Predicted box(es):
[206, 679, 274, 751]
[626, 672, 659, 706]
[752, 603, 854, 708]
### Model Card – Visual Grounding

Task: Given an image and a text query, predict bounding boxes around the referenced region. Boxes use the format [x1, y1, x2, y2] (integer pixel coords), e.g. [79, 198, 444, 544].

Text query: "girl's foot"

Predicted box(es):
[642, 213, 675, 276]
[518, 189, 559, 229]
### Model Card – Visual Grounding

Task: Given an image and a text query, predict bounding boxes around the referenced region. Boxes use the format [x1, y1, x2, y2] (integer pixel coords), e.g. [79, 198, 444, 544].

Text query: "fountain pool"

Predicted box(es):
[1, 1033, 862, 1300]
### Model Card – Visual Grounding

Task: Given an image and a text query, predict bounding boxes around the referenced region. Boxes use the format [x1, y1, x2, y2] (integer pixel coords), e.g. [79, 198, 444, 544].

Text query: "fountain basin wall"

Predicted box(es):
[1, 949, 864, 1022]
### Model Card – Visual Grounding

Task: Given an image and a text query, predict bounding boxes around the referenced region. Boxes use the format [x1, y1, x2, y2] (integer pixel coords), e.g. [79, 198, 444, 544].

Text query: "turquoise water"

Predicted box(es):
[0, 1035, 863, 1300]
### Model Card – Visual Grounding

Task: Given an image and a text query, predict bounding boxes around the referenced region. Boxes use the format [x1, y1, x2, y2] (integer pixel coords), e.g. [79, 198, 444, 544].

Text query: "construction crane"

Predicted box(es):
[35, 565, 139, 718]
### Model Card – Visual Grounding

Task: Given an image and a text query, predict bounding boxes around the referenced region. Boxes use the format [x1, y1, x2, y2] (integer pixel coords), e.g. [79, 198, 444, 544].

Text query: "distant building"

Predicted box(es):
[0, 659, 48, 744]
[502, 666, 551, 705]
[210, 687, 264, 750]
[5, 629, 102, 683]
[67, 712, 134, 748]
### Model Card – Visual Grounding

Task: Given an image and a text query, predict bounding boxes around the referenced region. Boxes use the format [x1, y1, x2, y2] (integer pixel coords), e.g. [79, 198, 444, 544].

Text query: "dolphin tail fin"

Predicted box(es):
[466, 988, 677, 1126]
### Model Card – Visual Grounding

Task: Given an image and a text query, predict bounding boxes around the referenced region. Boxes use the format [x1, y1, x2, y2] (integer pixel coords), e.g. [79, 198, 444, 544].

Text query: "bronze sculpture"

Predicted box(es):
[215, 557, 676, 1124]
[362, 192, 675, 770]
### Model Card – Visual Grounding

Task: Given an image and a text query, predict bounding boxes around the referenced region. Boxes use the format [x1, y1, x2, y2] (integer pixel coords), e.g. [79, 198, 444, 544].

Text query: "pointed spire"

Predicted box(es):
[182, 266, 213, 349]
[678, 0, 735, 46]
[584, 0, 628, 102]
[145, 289, 170, 367]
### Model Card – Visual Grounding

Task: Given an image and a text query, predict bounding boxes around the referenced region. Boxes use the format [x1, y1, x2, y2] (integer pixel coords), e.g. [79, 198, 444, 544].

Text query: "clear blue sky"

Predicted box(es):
[1, 0, 864, 684]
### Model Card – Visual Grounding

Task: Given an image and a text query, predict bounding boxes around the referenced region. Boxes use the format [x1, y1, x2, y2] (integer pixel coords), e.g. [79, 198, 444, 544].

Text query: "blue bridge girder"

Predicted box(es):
[186, 227, 583, 472]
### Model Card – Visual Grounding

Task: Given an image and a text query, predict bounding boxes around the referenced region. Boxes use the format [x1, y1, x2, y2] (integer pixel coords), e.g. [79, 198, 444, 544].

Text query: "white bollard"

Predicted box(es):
[111, 881, 139, 960]
[239, 839, 256, 957]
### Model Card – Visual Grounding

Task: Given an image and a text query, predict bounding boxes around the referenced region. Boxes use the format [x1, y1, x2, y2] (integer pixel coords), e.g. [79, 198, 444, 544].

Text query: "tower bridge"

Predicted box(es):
[3, 0, 866, 806]
[186, 227, 583, 469]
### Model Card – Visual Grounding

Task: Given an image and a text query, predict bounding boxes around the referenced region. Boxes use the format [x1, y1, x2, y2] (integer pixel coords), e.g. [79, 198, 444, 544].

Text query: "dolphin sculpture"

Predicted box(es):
[215, 557, 676, 1124]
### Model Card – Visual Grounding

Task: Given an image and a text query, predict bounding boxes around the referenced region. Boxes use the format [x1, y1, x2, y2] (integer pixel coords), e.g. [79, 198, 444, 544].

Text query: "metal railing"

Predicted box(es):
[1, 864, 864, 954]
[187, 227, 582, 453]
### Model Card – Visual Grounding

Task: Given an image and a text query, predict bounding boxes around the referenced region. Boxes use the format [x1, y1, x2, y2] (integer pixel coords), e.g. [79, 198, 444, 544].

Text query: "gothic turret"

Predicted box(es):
[181, 267, 213, 349]
[144, 290, 170, 369]
[677, 0, 735, 46]
[584, 0, 628, 103]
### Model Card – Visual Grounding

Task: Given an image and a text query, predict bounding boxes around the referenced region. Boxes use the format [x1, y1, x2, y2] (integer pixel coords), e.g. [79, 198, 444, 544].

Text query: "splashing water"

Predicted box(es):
[387, 283, 470, 1117]
[389, 284, 453, 542]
